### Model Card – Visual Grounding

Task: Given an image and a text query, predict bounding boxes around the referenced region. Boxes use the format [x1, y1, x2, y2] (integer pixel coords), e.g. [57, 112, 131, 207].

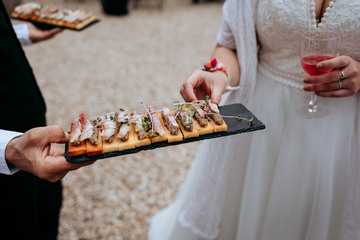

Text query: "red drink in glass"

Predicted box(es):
[301, 55, 335, 76]
[297, 33, 340, 119]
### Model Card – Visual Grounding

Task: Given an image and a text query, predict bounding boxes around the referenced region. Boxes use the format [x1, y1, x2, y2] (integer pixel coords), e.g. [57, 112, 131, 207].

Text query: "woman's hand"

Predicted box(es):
[303, 55, 360, 98]
[180, 69, 228, 105]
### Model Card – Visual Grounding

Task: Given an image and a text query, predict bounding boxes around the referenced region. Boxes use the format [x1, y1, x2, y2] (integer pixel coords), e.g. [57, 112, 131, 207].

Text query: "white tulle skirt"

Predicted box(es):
[148, 70, 360, 240]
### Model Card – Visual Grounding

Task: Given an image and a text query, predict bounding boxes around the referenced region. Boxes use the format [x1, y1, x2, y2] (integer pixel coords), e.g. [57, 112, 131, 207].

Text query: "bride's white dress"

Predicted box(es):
[148, 0, 360, 239]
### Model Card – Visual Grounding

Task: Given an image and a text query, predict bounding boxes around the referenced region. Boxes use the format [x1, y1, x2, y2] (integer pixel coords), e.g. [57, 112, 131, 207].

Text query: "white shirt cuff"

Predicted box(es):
[0, 130, 23, 175]
[13, 23, 32, 46]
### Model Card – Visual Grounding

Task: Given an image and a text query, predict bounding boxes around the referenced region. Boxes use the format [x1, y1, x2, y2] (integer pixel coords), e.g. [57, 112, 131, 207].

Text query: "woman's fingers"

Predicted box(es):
[316, 55, 349, 70]
[304, 68, 346, 84]
[180, 81, 198, 102]
[303, 55, 360, 98]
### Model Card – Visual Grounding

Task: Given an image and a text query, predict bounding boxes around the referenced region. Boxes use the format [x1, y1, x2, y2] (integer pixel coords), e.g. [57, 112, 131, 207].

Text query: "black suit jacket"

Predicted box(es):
[0, 0, 46, 132]
[0, 5, 62, 240]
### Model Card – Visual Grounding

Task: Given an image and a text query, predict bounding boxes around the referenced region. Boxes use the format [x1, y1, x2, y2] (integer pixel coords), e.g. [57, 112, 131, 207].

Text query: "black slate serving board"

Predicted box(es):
[65, 103, 265, 163]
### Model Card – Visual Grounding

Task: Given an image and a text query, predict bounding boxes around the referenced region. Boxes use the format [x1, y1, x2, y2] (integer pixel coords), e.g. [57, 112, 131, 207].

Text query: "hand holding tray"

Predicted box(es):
[11, 2, 99, 31]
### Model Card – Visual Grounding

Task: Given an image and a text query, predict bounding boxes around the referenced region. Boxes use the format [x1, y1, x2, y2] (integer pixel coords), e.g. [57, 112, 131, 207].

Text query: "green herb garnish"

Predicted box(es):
[142, 118, 152, 132]
[205, 95, 210, 104]
[148, 133, 158, 137]
[189, 108, 196, 117]
[185, 103, 192, 109]
[236, 115, 254, 126]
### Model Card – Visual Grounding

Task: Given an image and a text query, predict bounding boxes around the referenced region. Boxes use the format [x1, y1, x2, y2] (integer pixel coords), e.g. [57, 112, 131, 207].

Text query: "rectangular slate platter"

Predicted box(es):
[65, 103, 265, 163]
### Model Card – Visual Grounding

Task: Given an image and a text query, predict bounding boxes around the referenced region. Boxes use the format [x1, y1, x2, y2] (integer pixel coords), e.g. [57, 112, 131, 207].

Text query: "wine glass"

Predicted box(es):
[297, 32, 340, 119]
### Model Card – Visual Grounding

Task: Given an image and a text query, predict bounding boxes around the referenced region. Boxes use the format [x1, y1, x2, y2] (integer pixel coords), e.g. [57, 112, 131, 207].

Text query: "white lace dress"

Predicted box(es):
[148, 0, 360, 239]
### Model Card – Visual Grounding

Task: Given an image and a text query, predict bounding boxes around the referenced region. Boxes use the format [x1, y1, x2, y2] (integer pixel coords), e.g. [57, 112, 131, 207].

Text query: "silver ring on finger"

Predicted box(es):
[340, 69, 346, 81]
[338, 80, 342, 90]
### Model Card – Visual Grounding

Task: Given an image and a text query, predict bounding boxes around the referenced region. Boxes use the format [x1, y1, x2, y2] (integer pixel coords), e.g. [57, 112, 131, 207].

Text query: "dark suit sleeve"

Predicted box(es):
[0, 0, 46, 132]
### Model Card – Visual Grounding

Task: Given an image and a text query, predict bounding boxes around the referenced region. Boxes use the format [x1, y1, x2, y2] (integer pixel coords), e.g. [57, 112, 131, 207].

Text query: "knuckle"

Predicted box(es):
[340, 56, 349, 65]
[180, 84, 185, 93]
[340, 59, 347, 67]
[53, 125, 64, 135]
[37, 171, 48, 180]
[45, 176, 57, 183]
[198, 69, 207, 77]
[352, 68, 359, 77]
[190, 69, 201, 78]
[26, 130, 38, 142]
[48, 125, 64, 137]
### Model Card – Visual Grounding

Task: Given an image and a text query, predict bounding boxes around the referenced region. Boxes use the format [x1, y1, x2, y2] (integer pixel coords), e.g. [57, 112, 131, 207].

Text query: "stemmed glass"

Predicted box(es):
[297, 32, 340, 119]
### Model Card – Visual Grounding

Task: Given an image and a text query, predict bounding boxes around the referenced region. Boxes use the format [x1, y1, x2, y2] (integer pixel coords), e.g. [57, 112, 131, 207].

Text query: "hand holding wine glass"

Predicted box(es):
[303, 54, 360, 98]
[297, 32, 340, 119]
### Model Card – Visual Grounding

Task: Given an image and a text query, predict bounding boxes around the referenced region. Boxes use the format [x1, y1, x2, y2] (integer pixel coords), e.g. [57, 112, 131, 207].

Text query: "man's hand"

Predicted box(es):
[27, 22, 63, 43]
[5, 125, 93, 182]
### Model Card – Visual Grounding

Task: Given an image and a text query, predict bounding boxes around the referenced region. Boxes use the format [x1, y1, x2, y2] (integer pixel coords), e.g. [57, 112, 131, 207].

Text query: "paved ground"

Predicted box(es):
[13, 0, 223, 239]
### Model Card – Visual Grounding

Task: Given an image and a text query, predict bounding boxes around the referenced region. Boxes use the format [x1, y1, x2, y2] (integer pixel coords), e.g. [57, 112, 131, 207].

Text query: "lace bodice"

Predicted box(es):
[257, 0, 360, 87]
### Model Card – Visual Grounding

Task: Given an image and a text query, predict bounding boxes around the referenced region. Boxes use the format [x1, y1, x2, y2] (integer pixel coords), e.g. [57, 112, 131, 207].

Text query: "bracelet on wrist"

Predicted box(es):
[203, 58, 240, 92]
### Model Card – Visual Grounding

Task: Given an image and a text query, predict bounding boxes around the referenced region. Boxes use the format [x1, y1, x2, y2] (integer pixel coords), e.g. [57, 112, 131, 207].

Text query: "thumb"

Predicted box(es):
[45, 28, 63, 37]
[39, 126, 68, 145]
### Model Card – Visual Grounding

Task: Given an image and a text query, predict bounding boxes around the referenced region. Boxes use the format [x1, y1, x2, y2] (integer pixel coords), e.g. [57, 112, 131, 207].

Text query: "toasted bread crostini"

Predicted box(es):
[130, 112, 151, 147]
[161, 107, 183, 143]
[147, 106, 168, 143]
